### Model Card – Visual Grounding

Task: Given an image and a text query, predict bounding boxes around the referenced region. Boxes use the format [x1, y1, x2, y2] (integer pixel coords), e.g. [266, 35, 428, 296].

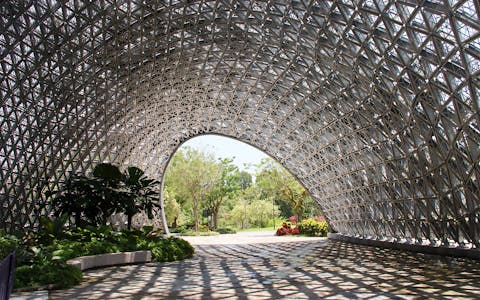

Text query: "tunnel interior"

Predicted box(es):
[1, 1, 479, 250]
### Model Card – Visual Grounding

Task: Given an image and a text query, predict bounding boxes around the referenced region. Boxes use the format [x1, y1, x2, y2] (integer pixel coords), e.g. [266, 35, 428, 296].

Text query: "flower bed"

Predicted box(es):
[275, 222, 300, 236]
[275, 219, 329, 237]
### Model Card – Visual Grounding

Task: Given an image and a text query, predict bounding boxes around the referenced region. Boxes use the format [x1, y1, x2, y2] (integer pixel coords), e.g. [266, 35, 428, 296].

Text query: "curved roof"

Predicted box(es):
[1, 1, 479, 248]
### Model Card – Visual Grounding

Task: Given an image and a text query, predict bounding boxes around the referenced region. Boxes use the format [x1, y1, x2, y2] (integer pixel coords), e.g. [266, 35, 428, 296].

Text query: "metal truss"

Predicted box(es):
[1, 1, 479, 249]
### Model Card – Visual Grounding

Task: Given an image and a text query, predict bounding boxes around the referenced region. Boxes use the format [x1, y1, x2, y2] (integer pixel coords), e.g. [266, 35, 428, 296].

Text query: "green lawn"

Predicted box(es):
[237, 226, 276, 232]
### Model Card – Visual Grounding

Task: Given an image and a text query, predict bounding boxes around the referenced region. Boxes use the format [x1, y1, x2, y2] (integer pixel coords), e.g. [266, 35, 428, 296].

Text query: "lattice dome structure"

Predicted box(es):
[1, 1, 479, 250]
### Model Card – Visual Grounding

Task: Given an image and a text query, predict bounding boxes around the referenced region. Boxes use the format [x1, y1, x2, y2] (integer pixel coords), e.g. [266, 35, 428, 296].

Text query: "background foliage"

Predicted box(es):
[165, 147, 323, 231]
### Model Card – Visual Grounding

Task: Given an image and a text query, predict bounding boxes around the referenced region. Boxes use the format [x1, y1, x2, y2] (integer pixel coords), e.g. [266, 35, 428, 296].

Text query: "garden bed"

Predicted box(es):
[1, 226, 194, 291]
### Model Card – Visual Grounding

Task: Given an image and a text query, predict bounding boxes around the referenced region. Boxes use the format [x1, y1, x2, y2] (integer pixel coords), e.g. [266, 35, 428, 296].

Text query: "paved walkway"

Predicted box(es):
[13, 231, 480, 299]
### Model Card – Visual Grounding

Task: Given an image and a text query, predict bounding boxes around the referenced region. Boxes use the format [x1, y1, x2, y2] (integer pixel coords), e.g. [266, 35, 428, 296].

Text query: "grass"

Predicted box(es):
[237, 226, 276, 232]
[179, 230, 220, 236]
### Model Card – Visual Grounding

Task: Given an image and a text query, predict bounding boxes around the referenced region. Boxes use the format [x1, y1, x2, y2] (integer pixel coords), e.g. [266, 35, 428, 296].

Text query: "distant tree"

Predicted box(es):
[205, 158, 241, 229]
[165, 147, 221, 231]
[254, 158, 310, 220]
[281, 185, 307, 223]
[163, 188, 180, 227]
[235, 170, 252, 190]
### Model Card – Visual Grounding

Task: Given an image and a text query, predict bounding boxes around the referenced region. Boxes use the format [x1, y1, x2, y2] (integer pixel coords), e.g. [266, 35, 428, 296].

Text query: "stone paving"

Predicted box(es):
[15, 231, 480, 299]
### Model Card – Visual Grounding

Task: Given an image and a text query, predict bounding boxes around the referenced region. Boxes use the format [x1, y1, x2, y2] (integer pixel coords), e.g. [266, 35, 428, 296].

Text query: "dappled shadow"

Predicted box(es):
[51, 240, 480, 299]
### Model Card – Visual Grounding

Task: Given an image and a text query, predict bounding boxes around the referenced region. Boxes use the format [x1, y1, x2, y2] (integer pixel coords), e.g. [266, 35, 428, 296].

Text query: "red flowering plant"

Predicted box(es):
[275, 222, 300, 236]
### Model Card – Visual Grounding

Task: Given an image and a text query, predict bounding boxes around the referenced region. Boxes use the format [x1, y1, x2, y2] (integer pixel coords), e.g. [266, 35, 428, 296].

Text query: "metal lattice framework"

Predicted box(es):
[1, 1, 479, 249]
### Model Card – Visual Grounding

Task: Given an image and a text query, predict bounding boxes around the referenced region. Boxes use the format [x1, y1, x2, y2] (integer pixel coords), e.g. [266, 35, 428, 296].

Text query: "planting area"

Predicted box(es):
[15, 231, 478, 299]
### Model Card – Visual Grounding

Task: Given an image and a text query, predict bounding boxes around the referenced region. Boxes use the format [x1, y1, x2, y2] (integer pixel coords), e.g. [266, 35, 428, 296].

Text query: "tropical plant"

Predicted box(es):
[120, 166, 161, 230]
[48, 163, 162, 229]
[46, 174, 99, 227]
[297, 218, 329, 237]
[91, 163, 126, 225]
[13, 245, 83, 289]
[34, 215, 69, 244]
[0, 230, 18, 259]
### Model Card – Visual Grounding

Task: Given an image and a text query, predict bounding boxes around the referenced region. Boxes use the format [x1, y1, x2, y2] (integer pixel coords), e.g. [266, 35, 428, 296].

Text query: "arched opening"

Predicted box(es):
[161, 134, 325, 235]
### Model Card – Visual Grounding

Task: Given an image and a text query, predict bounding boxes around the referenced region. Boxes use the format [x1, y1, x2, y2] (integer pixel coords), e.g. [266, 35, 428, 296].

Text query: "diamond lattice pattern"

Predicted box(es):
[1, 1, 479, 248]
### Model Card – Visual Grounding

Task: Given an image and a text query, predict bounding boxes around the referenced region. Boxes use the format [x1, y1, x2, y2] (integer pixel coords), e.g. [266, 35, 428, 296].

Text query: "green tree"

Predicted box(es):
[235, 170, 252, 190]
[227, 194, 279, 228]
[254, 158, 310, 221]
[165, 147, 221, 232]
[163, 188, 180, 227]
[281, 185, 307, 222]
[205, 158, 242, 229]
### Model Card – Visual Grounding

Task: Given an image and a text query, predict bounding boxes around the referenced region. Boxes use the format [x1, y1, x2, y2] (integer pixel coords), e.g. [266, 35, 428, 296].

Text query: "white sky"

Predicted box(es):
[180, 135, 269, 171]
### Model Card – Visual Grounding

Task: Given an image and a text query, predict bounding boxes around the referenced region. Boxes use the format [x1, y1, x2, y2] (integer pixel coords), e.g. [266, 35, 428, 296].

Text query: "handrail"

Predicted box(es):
[0, 251, 16, 300]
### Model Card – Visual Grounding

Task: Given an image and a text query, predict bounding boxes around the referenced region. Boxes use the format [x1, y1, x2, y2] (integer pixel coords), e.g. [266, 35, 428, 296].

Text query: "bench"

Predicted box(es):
[66, 251, 151, 271]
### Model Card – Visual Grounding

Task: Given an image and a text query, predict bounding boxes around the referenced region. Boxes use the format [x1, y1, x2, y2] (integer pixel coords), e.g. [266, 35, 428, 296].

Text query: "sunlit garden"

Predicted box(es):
[164, 146, 328, 237]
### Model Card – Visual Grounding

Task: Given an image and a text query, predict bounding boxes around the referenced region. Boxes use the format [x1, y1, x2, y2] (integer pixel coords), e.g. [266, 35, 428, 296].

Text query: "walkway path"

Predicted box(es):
[16, 231, 480, 299]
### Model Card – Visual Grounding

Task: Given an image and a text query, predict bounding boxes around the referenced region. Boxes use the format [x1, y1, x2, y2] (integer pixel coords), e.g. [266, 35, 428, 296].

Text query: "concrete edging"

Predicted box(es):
[67, 251, 152, 271]
[328, 233, 480, 260]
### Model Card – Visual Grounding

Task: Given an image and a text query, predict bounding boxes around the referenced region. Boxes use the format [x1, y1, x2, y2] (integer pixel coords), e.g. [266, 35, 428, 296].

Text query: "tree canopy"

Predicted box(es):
[164, 148, 322, 231]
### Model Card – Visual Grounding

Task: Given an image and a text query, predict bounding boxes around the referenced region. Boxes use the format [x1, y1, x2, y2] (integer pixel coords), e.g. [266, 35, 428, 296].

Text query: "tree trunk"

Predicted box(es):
[211, 196, 222, 229]
[212, 206, 219, 229]
[193, 195, 199, 232]
[127, 214, 132, 230]
[75, 213, 82, 228]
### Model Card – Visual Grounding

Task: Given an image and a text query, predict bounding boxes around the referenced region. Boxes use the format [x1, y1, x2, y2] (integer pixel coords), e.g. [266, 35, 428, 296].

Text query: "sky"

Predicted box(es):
[180, 135, 269, 171]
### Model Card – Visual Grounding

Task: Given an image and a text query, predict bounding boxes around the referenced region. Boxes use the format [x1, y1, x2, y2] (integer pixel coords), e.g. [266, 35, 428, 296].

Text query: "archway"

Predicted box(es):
[0, 1, 478, 254]
[160, 134, 323, 235]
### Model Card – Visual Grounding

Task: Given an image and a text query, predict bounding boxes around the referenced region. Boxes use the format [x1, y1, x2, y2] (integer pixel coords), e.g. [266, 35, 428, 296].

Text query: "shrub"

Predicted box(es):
[181, 230, 219, 236]
[63, 225, 116, 242]
[14, 261, 82, 289]
[0, 230, 18, 259]
[216, 227, 236, 234]
[14, 246, 82, 289]
[169, 226, 188, 234]
[12, 225, 194, 290]
[150, 237, 194, 262]
[275, 222, 300, 236]
[297, 218, 329, 237]
[198, 224, 210, 232]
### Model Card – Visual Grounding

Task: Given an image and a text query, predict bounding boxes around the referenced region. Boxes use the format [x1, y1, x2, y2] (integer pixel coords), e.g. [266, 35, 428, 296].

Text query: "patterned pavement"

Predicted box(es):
[41, 232, 480, 299]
